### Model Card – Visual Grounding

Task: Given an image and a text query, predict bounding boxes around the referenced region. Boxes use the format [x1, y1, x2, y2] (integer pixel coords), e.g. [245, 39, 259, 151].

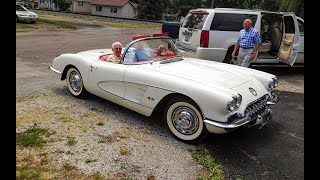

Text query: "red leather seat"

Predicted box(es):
[100, 54, 109, 61]
[132, 35, 151, 40]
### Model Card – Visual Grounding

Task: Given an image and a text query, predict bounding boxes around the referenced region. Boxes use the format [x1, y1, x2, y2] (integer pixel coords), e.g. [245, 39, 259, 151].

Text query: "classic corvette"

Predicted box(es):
[50, 35, 279, 143]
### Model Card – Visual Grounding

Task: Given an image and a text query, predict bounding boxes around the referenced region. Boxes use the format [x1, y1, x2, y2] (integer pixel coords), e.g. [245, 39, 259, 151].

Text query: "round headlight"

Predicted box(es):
[268, 77, 278, 90]
[236, 94, 242, 107]
[272, 77, 278, 88]
[227, 94, 242, 112]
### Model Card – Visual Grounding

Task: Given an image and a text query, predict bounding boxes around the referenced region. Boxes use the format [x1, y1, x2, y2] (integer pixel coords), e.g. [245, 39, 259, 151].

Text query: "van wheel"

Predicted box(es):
[223, 47, 237, 64]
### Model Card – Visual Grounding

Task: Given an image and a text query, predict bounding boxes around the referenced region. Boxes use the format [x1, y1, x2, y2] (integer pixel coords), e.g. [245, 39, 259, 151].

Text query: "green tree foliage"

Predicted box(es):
[173, 0, 203, 17]
[262, 0, 278, 11]
[276, 0, 304, 18]
[137, 0, 170, 20]
[202, 0, 261, 9]
[53, 0, 73, 11]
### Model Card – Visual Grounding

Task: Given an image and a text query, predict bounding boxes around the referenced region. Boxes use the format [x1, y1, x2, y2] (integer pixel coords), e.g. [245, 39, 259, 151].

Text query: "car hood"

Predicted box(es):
[16, 10, 37, 16]
[152, 58, 253, 89]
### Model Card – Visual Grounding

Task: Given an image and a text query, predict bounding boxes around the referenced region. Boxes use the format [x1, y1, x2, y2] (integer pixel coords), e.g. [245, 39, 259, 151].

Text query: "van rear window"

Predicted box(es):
[182, 13, 208, 29]
[210, 13, 257, 31]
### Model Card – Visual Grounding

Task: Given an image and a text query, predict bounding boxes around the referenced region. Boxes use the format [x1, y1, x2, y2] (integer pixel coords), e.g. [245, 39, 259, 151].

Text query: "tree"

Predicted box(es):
[137, 0, 170, 20]
[53, 0, 73, 11]
[172, 0, 204, 17]
[276, 0, 304, 18]
[203, 0, 262, 10]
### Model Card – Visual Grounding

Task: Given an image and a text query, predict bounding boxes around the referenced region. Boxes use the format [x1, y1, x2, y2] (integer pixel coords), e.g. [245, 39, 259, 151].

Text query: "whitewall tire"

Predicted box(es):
[66, 67, 88, 98]
[164, 97, 207, 143]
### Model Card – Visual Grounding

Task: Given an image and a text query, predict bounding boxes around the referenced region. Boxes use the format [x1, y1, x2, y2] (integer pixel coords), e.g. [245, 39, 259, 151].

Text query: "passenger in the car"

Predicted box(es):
[133, 41, 155, 62]
[106, 42, 123, 62]
[156, 43, 176, 57]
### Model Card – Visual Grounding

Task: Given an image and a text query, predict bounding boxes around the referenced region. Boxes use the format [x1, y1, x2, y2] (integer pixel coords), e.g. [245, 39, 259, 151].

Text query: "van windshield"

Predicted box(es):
[182, 13, 208, 29]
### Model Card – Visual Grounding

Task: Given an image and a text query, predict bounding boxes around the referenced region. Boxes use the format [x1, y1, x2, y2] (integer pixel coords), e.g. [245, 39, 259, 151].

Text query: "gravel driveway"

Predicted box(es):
[16, 16, 304, 179]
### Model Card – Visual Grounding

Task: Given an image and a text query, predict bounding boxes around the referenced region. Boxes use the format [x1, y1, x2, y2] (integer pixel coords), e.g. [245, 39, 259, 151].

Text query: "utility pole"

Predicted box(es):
[210, 0, 214, 8]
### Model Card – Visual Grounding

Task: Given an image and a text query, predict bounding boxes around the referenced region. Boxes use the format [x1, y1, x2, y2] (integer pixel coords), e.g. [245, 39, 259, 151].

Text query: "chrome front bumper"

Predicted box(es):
[204, 108, 272, 130]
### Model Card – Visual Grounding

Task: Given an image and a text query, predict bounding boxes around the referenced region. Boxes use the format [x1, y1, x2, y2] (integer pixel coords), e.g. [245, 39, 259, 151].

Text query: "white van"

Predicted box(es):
[176, 8, 304, 66]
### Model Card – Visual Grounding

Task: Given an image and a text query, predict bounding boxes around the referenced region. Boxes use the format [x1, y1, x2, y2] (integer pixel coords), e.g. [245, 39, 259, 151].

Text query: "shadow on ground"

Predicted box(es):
[203, 90, 304, 180]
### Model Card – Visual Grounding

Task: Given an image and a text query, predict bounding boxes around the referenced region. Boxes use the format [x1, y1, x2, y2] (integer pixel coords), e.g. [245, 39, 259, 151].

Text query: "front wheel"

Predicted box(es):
[164, 97, 207, 143]
[66, 67, 88, 98]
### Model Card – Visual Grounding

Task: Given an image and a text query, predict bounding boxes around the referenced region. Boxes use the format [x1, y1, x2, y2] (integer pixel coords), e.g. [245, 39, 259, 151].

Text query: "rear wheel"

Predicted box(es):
[66, 67, 88, 98]
[223, 46, 238, 64]
[164, 97, 207, 143]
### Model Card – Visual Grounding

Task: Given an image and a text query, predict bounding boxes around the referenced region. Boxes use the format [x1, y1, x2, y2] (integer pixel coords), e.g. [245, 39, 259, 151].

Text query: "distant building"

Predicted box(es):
[91, 0, 139, 19]
[70, 0, 92, 14]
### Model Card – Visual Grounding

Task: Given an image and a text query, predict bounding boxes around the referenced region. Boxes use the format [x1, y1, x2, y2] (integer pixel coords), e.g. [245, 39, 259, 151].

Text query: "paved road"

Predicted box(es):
[16, 23, 304, 179]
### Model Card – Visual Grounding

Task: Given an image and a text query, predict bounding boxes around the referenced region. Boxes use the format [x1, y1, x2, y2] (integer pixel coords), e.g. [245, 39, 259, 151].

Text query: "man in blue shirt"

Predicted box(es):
[133, 41, 155, 62]
[232, 19, 260, 67]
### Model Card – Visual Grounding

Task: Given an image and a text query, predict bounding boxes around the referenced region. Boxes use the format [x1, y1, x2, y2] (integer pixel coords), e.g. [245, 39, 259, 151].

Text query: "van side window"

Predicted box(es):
[284, 16, 295, 33]
[182, 13, 208, 29]
[297, 19, 304, 36]
[210, 13, 257, 31]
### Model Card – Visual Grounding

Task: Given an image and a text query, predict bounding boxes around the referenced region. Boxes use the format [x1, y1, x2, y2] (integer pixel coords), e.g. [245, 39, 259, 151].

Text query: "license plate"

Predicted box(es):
[185, 36, 189, 42]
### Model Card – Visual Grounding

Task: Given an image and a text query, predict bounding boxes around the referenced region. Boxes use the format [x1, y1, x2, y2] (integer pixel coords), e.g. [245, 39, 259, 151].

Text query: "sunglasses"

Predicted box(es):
[114, 48, 122, 50]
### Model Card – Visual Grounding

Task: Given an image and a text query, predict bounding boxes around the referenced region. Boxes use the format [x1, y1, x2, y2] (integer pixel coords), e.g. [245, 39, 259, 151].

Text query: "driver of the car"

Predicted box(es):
[107, 42, 123, 62]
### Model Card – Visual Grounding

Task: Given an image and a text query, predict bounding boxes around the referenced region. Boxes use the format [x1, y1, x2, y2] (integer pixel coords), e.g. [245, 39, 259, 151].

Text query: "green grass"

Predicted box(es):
[37, 18, 77, 29]
[16, 165, 44, 180]
[16, 18, 77, 31]
[39, 14, 160, 29]
[189, 145, 223, 180]
[16, 126, 54, 147]
[66, 136, 77, 146]
[16, 23, 35, 29]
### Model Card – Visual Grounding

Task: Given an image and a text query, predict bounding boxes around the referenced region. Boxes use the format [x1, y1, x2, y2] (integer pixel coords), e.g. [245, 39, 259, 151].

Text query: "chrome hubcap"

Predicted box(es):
[69, 71, 82, 92]
[172, 106, 199, 135]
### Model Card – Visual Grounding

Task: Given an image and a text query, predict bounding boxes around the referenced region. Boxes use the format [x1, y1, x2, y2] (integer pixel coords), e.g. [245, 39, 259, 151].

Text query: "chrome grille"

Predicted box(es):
[245, 95, 268, 120]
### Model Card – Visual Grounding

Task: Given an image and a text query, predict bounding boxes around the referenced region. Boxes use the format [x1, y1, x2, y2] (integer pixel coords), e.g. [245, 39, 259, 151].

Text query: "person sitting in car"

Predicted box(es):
[156, 43, 176, 57]
[132, 41, 156, 62]
[106, 42, 123, 62]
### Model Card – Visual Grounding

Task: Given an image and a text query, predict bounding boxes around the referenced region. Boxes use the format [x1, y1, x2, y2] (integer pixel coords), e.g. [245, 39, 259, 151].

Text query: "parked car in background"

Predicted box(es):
[162, 21, 181, 40]
[16, 3, 38, 23]
[176, 8, 304, 66]
[50, 35, 279, 143]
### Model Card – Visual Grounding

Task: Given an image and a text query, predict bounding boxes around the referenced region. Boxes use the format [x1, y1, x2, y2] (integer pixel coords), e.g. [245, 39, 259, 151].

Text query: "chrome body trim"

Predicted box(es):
[49, 66, 62, 74]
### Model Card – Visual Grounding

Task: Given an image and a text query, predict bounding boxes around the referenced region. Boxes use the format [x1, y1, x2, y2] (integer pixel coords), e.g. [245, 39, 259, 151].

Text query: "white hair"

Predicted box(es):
[244, 19, 252, 24]
[112, 42, 122, 49]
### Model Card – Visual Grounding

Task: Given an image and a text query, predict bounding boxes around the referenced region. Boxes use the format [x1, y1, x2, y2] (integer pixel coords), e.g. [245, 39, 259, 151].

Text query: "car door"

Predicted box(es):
[295, 17, 304, 64]
[88, 60, 127, 101]
[278, 14, 300, 66]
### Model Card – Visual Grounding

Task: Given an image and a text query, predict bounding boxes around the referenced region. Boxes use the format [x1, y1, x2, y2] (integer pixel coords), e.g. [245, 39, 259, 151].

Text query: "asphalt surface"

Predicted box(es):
[16, 21, 304, 179]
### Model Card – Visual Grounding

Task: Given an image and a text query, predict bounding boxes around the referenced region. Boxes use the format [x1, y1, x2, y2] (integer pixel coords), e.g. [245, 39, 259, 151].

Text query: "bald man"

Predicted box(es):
[232, 19, 260, 67]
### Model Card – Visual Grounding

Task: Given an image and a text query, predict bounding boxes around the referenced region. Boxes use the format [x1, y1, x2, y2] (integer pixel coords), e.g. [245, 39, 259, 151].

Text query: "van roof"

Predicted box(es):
[191, 8, 284, 14]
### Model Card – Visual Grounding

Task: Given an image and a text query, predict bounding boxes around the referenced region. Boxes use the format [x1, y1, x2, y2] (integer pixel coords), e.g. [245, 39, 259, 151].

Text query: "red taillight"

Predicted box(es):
[161, 24, 164, 33]
[200, 30, 209, 48]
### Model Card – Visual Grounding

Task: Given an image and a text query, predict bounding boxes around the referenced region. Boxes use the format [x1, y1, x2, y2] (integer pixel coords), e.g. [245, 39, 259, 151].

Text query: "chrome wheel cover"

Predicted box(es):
[69, 71, 82, 92]
[172, 106, 199, 135]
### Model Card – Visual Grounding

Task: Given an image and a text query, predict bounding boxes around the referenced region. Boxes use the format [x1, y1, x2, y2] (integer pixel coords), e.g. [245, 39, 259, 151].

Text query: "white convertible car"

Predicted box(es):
[50, 35, 279, 143]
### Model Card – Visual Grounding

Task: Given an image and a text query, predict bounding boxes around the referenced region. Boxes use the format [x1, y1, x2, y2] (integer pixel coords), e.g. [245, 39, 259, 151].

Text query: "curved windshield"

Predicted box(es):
[123, 38, 182, 64]
[16, 4, 27, 11]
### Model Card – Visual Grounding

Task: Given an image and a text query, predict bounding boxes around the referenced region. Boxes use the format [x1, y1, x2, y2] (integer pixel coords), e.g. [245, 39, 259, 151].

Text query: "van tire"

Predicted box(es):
[223, 47, 234, 64]
[224, 46, 239, 64]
